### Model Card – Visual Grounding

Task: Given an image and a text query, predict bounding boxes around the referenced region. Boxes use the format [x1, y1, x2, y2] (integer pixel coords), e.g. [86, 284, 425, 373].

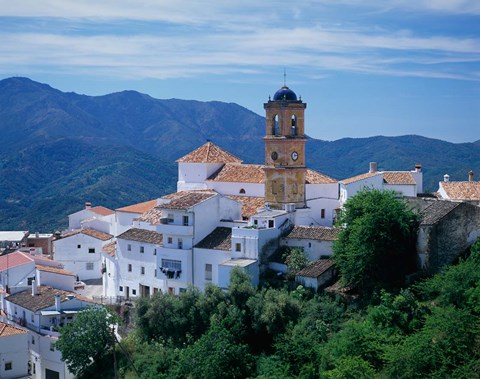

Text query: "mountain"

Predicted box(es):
[1, 77, 479, 231]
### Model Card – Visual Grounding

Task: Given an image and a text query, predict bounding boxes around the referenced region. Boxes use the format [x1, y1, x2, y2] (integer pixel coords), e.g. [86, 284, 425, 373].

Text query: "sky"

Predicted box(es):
[1, 1, 479, 143]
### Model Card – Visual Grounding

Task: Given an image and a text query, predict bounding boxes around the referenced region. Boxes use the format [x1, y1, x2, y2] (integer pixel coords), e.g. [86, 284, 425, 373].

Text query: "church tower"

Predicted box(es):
[263, 85, 307, 209]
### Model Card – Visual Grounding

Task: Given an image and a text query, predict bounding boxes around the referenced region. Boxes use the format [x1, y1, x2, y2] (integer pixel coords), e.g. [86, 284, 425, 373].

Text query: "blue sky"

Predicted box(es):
[1, 1, 479, 143]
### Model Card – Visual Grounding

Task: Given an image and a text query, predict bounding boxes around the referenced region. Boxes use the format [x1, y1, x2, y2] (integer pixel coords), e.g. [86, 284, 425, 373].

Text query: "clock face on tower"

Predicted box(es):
[271, 151, 278, 161]
[291, 151, 299, 161]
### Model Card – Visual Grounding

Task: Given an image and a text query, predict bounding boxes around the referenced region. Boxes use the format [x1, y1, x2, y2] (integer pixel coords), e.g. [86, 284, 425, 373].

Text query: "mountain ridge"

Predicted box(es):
[1, 76, 479, 230]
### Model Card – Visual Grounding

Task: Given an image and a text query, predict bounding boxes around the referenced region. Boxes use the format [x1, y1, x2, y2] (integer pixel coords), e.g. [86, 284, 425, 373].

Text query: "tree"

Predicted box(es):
[55, 306, 118, 377]
[283, 247, 309, 280]
[333, 188, 419, 293]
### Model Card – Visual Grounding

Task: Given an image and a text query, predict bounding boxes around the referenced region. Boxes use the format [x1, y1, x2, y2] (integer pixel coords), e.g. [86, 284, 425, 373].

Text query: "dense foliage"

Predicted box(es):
[333, 188, 419, 293]
[101, 241, 480, 378]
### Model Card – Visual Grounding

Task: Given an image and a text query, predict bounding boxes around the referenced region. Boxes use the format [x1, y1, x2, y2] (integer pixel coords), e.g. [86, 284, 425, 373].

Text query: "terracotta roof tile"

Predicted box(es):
[89, 206, 115, 216]
[0, 321, 27, 337]
[116, 199, 158, 214]
[6, 285, 93, 312]
[0, 252, 33, 272]
[383, 172, 416, 185]
[36, 264, 76, 277]
[117, 228, 163, 245]
[102, 241, 117, 257]
[61, 228, 113, 241]
[305, 169, 337, 184]
[226, 196, 265, 218]
[440, 181, 480, 201]
[285, 225, 340, 241]
[208, 164, 265, 183]
[177, 141, 242, 164]
[159, 191, 217, 210]
[340, 172, 381, 185]
[136, 207, 164, 225]
[195, 227, 232, 251]
[296, 259, 335, 278]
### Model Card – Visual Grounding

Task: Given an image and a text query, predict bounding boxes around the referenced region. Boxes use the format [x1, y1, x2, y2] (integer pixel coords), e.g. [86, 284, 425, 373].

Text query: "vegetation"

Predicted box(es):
[333, 188, 419, 293]
[55, 306, 119, 377]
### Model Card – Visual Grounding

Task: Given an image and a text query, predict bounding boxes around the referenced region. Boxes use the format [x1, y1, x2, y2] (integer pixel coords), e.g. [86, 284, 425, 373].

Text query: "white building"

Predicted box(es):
[67, 202, 115, 234]
[339, 162, 423, 206]
[53, 228, 113, 280]
[2, 284, 95, 379]
[437, 171, 480, 203]
[115, 199, 158, 236]
[0, 321, 29, 379]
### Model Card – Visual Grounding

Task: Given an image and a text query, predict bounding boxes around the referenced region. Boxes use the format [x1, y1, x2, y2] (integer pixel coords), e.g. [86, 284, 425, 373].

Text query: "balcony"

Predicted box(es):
[155, 222, 193, 236]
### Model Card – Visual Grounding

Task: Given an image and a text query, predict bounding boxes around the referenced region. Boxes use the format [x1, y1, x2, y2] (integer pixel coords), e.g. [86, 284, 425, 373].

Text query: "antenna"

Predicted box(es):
[283, 68, 287, 87]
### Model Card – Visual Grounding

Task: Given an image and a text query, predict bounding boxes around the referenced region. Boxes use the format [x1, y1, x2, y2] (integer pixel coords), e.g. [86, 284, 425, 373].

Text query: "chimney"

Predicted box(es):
[469, 170, 474, 182]
[444, 174, 450, 182]
[32, 279, 37, 296]
[35, 231, 39, 238]
[414, 164, 422, 172]
[369, 162, 377, 173]
[55, 294, 61, 312]
[85, 202, 92, 209]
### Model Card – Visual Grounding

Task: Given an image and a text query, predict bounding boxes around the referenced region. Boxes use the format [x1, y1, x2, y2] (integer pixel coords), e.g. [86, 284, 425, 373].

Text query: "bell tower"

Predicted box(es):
[263, 85, 307, 209]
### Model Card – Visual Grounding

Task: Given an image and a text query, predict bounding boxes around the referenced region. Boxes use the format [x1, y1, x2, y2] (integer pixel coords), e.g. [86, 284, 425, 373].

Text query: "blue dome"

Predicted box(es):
[273, 86, 297, 101]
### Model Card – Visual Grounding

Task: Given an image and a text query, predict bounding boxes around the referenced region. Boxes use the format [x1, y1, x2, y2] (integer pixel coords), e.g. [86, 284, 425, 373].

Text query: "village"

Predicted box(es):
[1, 85, 480, 379]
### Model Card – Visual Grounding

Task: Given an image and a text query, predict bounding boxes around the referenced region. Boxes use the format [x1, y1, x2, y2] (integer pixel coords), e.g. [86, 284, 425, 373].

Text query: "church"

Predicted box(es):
[55, 84, 423, 297]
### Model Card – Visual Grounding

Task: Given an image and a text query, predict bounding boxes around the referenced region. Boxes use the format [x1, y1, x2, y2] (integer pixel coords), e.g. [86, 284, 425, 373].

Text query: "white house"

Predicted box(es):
[0, 252, 36, 294]
[0, 321, 29, 379]
[437, 171, 480, 203]
[67, 202, 115, 234]
[53, 228, 113, 280]
[2, 284, 95, 379]
[295, 259, 336, 291]
[339, 162, 423, 206]
[115, 199, 159, 236]
[281, 225, 340, 261]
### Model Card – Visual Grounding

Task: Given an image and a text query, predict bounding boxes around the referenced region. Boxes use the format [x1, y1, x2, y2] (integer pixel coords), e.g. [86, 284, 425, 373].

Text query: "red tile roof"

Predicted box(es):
[226, 196, 265, 218]
[340, 172, 380, 185]
[89, 206, 115, 216]
[383, 172, 416, 185]
[177, 142, 242, 164]
[61, 228, 113, 241]
[208, 164, 265, 183]
[160, 191, 217, 210]
[305, 169, 337, 184]
[116, 199, 158, 214]
[296, 259, 335, 278]
[285, 226, 340, 241]
[195, 227, 232, 251]
[136, 207, 164, 225]
[0, 252, 33, 272]
[102, 241, 117, 257]
[117, 228, 163, 245]
[36, 264, 76, 277]
[0, 321, 27, 337]
[440, 181, 480, 201]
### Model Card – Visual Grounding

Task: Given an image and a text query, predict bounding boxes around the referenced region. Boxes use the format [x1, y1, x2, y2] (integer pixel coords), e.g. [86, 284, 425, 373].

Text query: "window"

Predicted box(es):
[167, 237, 172, 244]
[321, 209, 326, 219]
[183, 215, 189, 226]
[167, 213, 174, 223]
[155, 269, 157, 277]
[86, 262, 94, 270]
[140, 246, 144, 253]
[119, 286, 123, 292]
[235, 243, 241, 252]
[161, 259, 182, 271]
[179, 288, 186, 293]
[4, 362, 12, 371]
[239, 188, 246, 194]
[77, 244, 81, 249]
[272, 114, 279, 135]
[31, 336, 35, 345]
[88, 248, 95, 254]
[254, 219, 258, 225]
[154, 248, 157, 255]
[50, 343, 55, 351]
[268, 220, 274, 228]
[178, 238, 183, 249]
[291, 115, 297, 136]
[132, 289, 137, 295]
[14, 307, 17, 315]
[308, 242, 312, 248]
[128, 264, 132, 272]
[127, 244, 131, 251]
[141, 266, 145, 275]
[205, 264, 212, 281]
[31, 312, 34, 322]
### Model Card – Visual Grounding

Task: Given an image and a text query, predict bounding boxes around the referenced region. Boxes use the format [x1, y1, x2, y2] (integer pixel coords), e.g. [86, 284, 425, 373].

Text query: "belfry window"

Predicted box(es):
[291, 115, 297, 136]
[272, 114, 279, 136]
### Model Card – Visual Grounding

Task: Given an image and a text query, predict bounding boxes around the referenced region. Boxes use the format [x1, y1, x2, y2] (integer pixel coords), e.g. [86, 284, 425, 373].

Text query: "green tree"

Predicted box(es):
[284, 247, 309, 280]
[55, 306, 118, 377]
[333, 188, 419, 293]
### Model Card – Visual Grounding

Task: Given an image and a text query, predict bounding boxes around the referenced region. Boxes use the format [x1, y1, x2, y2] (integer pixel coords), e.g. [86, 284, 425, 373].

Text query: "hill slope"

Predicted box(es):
[1, 77, 479, 231]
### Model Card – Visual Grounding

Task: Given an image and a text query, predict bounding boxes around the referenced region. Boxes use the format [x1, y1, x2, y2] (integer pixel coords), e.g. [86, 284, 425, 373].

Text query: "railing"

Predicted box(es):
[91, 295, 127, 305]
